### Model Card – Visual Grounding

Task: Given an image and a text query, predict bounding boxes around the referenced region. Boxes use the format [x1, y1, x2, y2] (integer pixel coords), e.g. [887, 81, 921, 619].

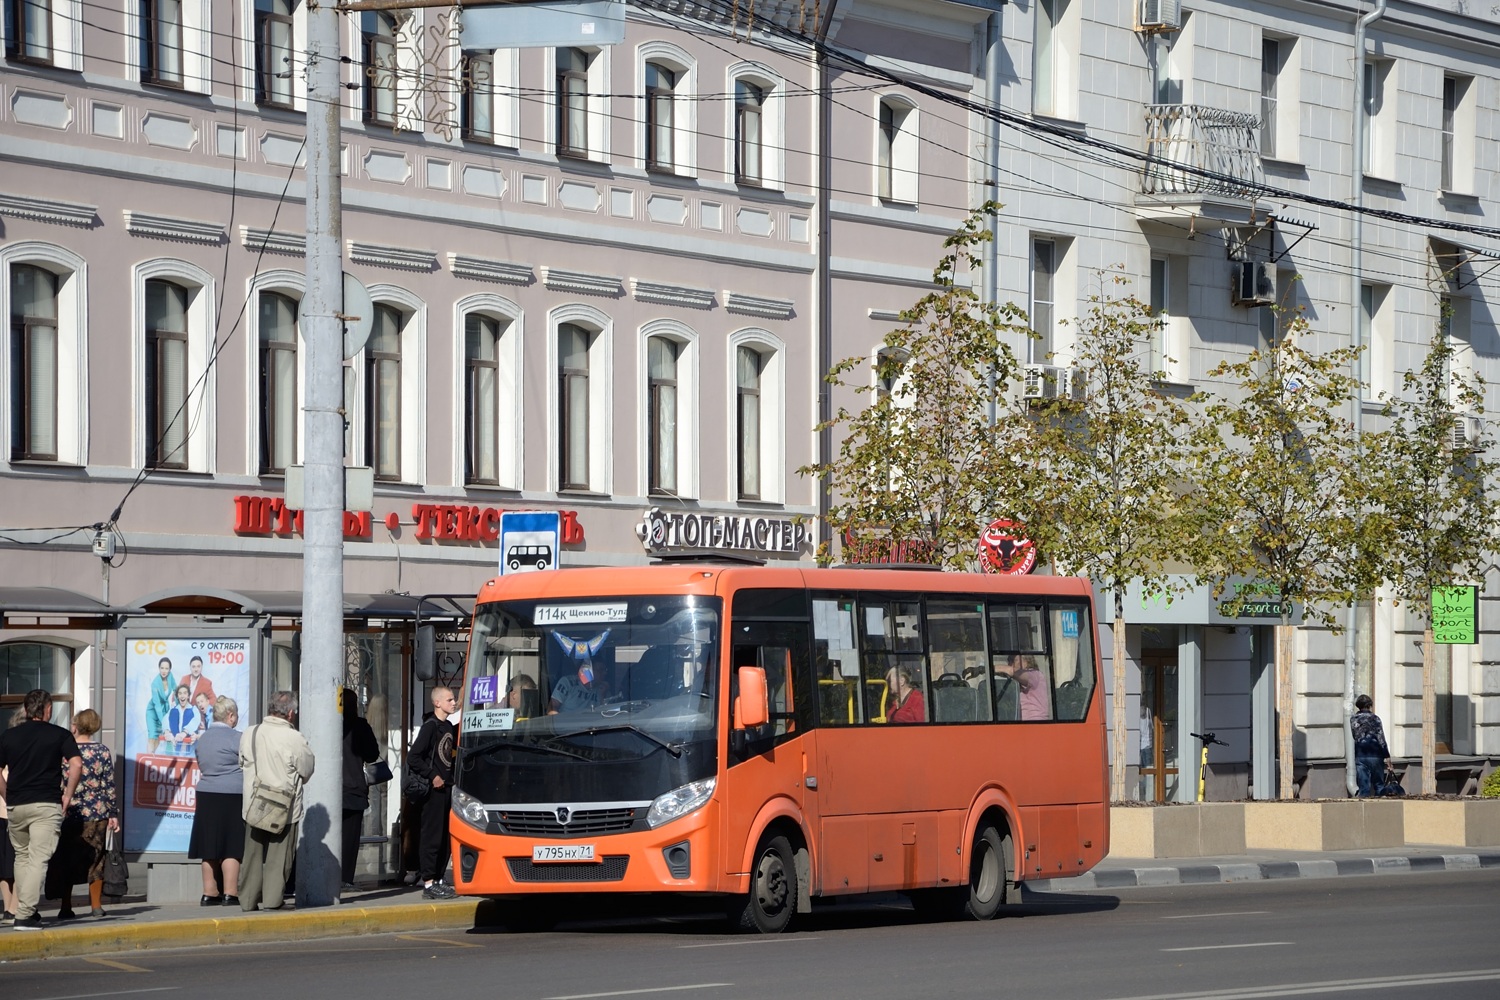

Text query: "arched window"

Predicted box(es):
[647, 336, 679, 495]
[552, 305, 612, 494]
[728, 330, 784, 503]
[728, 64, 784, 189]
[366, 303, 402, 480]
[4, 243, 87, 467]
[465, 313, 501, 485]
[258, 290, 298, 474]
[877, 97, 918, 204]
[559, 322, 593, 490]
[736, 345, 762, 499]
[145, 279, 189, 469]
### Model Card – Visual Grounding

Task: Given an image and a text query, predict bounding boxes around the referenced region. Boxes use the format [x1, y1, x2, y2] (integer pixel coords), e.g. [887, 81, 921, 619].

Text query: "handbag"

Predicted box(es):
[365, 758, 394, 786]
[401, 764, 431, 802]
[103, 830, 130, 898]
[244, 725, 296, 834]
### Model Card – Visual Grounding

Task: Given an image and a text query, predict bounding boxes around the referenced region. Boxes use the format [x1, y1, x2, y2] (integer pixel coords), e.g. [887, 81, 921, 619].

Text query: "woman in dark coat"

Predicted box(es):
[341, 689, 380, 890]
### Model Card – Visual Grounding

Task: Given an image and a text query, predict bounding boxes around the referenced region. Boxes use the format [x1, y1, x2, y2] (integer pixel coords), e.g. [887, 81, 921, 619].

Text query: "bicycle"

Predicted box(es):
[1189, 731, 1228, 802]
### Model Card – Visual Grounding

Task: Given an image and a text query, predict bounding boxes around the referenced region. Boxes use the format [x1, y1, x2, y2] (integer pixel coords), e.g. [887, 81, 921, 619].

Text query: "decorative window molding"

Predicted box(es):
[727, 328, 785, 504]
[2, 242, 90, 467]
[0, 194, 97, 228]
[124, 211, 226, 245]
[350, 284, 426, 483]
[867, 308, 904, 322]
[630, 279, 715, 310]
[240, 226, 306, 256]
[448, 254, 533, 285]
[548, 302, 614, 495]
[346, 241, 438, 271]
[639, 319, 699, 500]
[133, 258, 217, 472]
[542, 267, 622, 297]
[724, 292, 794, 320]
[454, 292, 523, 490]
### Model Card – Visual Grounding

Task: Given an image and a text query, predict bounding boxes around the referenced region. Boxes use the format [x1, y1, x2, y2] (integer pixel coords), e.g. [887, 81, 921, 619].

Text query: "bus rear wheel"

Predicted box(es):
[732, 835, 797, 933]
[964, 824, 1008, 920]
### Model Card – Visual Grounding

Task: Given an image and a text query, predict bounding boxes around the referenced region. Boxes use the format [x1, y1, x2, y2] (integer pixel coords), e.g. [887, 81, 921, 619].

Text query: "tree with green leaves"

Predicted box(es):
[802, 205, 1029, 569]
[1362, 324, 1499, 795]
[1188, 306, 1370, 800]
[1006, 275, 1202, 801]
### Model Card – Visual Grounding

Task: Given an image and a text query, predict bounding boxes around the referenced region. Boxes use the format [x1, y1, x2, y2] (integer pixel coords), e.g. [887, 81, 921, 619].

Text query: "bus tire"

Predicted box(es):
[964, 824, 1007, 920]
[732, 835, 797, 933]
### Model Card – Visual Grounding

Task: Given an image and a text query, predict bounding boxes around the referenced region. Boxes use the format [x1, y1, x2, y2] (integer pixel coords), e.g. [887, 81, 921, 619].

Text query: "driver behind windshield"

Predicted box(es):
[549, 655, 601, 714]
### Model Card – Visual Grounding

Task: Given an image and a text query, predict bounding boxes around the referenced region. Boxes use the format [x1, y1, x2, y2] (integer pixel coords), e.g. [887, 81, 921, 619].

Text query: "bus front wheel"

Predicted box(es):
[733, 835, 797, 933]
[964, 824, 1008, 920]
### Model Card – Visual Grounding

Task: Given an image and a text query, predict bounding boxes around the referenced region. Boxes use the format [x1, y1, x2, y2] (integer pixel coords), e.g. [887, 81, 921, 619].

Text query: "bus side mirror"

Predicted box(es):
[735, 666, 769, 730]
[414, 625, 436, 681]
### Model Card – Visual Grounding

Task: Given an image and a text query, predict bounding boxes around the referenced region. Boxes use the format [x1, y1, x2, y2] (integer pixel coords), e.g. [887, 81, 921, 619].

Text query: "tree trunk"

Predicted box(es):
[1277, 623, 1295, 800]
[1422, 627, 1436, 796]
[1112, 595, 1129, 802]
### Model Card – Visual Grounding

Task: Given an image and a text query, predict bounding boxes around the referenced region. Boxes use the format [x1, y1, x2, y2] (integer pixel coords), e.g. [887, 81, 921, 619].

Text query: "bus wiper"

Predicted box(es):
[464, 737, 592, 762]
[544, 725, 683, 758]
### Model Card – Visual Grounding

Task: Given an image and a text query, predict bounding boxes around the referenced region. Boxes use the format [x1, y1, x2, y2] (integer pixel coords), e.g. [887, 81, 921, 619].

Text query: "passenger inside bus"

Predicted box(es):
[507, 674, 540, 719]
[1000, 653, 1053, 721]
[549, 655, 602, 714]
[884, 663, 926, 723]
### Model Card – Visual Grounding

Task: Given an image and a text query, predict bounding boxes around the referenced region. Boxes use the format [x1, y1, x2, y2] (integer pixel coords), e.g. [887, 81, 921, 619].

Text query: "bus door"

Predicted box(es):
[721, 620, 814, 887]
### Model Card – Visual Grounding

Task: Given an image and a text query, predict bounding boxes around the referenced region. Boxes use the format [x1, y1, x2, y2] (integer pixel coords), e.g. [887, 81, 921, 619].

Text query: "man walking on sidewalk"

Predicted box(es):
[410, 687, 459, 899]
[0, 689, 83, 930]
[238, 691, 315, 911]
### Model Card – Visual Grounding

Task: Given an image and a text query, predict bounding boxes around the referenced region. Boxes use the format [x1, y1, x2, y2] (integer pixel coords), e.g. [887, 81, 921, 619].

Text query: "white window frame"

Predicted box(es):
[1260, 34, 1299, 162]
[5, 0, 83, 71]
[1032, 0, 1078, 120]
[458, 46, 519, 147]
[548, 303, 613, 495]
[1440, 73, 1475, 195]
[1148, 253, 1188, 383]
[728, 329, 785, 504]
[133, 259, 215, 473]
[2, 242, 87, 467]
[355, 11, 421, 131]
[348, 284, 425, 484]
[131, 0, 211, 93]
[1362, 57, 1396, 180]
[1360, 282, 1392, 400]
[245, 0, 306, 111]
[727, 62, 785, 190]
[639, 320, 698, 501]
[247, 269, 304, 475]
[548, 45, 611, 162]
[639, 41, 696, 176]
[876, 95, 919, 205]
[454, 293, 523, 490]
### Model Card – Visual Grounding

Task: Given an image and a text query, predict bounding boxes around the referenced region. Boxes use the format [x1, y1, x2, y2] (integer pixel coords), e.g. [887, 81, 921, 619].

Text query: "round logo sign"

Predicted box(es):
[977, 519, 1037, 575]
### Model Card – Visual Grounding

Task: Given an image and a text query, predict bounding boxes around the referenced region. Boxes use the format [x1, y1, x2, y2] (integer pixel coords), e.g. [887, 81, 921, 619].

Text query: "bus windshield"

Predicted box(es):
[460, 596, 721, 764]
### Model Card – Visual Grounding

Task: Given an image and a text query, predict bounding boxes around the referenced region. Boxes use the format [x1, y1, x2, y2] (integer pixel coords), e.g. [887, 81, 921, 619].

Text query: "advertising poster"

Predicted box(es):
[122, 636, 252, 853]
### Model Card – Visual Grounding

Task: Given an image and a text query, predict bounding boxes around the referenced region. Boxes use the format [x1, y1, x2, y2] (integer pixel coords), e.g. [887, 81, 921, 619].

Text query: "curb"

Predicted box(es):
[1026, 851, 1500, 893]
[0, 900, 483, 963]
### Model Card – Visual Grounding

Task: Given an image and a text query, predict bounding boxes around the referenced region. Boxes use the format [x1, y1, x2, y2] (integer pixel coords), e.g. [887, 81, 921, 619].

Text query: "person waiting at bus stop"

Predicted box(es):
[885, 664, 925, 723]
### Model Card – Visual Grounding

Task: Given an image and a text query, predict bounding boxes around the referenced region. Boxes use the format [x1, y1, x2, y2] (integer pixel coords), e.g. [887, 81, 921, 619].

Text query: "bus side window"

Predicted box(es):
[926, 599, 989, 723]
[813, 597, 862, 726]
[1051, 603, 1096, 720]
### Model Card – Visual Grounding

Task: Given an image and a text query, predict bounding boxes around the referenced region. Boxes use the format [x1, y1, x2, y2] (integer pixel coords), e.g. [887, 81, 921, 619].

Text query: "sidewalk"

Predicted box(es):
[5, 847, 1499, 962]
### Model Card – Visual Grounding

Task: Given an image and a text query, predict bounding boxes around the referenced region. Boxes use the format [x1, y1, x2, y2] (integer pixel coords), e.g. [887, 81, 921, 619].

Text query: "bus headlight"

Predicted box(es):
[646, 777, 716, 829]
[452, 787, 489, 830]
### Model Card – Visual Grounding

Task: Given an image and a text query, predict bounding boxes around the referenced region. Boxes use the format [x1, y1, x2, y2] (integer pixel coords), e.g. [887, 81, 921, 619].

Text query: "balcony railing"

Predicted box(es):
[1141, 104, 1264, 199]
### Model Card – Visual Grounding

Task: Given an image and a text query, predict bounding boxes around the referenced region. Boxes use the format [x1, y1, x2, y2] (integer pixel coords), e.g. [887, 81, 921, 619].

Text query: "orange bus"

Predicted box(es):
[449, 561, 1108, 931]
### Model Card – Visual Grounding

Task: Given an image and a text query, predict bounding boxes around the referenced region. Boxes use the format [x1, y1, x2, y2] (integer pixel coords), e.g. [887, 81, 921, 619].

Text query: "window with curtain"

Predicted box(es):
[735, 80, 764, 185]
[1441, 75, 1457, 192]
[1030, 239, 1056, 364]
[142, 0, 184, 86]
[7, 0, 53, 63]
[9, 263, 60, 462]
[1260, 38, 1280, 157]
[462, 50, 494, 142]
[737, 345, 762, 500]
[559, 323, 591, 490]
[556, 47, 589, 157]
[258, 290, 298, 474]
[366, 304, 402, 481]
[1033, 0, 1064, 116]
[648, 337, 678, 496]
[645, 62, 676, 171]
[254, 0, 294, 107]
[465, 314, 500, 485]
[362, 11, 398, 126]
[145, 279, 189, 469]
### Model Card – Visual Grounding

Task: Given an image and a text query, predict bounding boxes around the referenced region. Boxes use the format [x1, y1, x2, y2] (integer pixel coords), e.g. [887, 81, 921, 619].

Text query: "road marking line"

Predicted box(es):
[544, 984, 732, 1000]
[1161, 942, 1293, 952]
[21, 990, 178, 1000]
[1161, 911, 1270, 919]
[1104, 967, 1500, 999]
[84, 958, 153, 972]
[393, 934, 483, 948]
[678, 938, 820, 949]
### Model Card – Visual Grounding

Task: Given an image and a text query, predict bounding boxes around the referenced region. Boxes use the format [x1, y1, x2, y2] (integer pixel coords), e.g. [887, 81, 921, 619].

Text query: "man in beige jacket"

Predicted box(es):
[238, 691, 315, 911]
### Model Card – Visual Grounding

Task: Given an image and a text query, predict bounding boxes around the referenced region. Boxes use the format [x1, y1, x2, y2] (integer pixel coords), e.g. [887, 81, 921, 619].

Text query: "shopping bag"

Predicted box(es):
[103, 830, 130, 898]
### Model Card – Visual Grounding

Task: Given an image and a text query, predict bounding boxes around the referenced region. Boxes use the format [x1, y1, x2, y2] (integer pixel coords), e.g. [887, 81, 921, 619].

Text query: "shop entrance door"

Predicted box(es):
[1138, 650, 1180, 802]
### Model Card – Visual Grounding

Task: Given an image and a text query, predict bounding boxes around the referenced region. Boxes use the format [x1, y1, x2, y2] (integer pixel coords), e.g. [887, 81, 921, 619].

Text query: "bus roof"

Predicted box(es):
[473, 564, 1094, 605]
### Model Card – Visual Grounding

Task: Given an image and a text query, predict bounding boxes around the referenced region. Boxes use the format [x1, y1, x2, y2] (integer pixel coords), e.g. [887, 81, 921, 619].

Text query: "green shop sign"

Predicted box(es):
[1432, 585, 1478, 645]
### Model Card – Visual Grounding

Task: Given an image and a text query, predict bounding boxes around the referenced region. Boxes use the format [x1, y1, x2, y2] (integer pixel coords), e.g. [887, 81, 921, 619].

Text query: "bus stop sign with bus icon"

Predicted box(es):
[500, 511, 561, 574]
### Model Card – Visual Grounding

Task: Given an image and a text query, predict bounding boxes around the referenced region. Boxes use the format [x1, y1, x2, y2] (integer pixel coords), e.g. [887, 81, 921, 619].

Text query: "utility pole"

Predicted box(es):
[297, 0, 346, 908]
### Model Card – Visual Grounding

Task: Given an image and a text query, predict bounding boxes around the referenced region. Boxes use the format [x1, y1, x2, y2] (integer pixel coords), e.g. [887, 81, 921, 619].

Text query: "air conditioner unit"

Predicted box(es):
[1138, 0, 1182, 32]
[1232, 260, 1275, 306]
[1450, 413, 1482, 452]
[1064, 367, 1089, 403]
[1023, 364, 1066, 400]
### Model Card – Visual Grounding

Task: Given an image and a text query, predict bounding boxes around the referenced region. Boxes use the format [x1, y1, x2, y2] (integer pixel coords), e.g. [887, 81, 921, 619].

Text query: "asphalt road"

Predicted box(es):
[5, 870, 1498, 1000]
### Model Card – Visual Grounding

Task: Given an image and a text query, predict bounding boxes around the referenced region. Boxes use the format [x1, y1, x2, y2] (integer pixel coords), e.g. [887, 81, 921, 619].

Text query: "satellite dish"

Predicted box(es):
[342, 272, 374, 359]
